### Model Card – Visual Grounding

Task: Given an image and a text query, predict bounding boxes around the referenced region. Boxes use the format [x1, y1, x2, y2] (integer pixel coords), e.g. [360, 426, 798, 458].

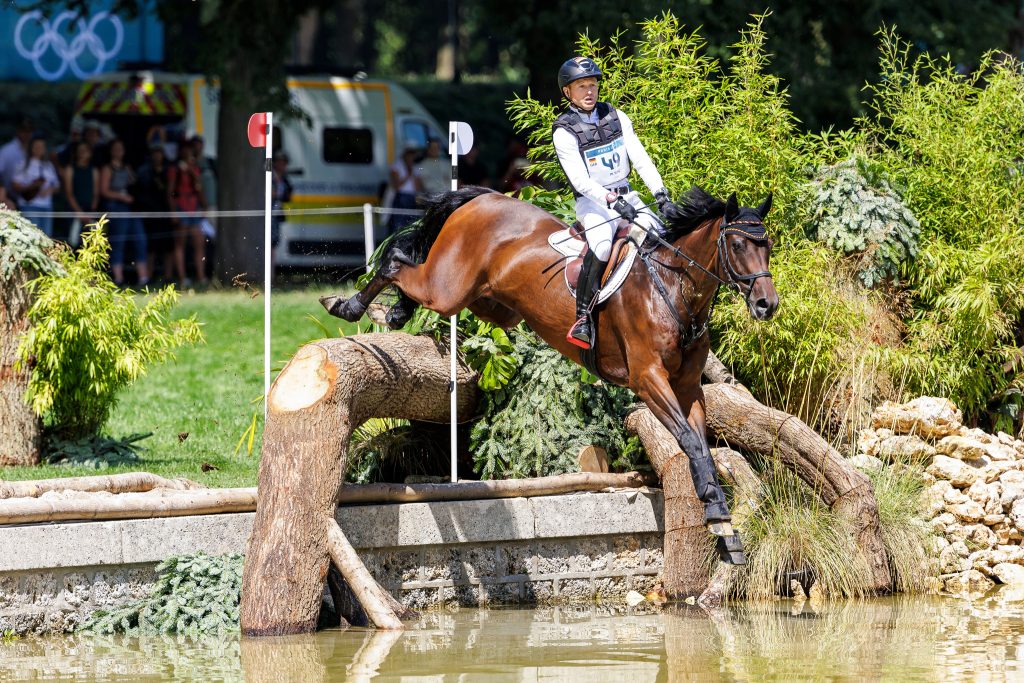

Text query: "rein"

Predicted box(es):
[637, 216, 771, 348]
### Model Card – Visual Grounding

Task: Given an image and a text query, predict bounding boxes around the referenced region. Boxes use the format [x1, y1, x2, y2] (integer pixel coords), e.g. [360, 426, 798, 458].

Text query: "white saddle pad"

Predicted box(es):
[547, 229, 638, 305]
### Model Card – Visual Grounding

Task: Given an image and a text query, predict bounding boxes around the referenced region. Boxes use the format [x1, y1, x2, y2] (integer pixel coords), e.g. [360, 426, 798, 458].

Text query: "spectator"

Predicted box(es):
[12, 135, 60, 236]
[388, 142, 423, 233]
[190, 134, 217, 245]
[136, 143, 173, 283]
[83, 120, 103, 163]
[56, 140, 98, 246]
[55, 116, 84, 169]
[458, 145, 490, 188]
[167, 143, 208, 287]
[0, 116, 34, 204]
[417, 137, 449, 195]
[271, 152, 292, 260]
[99, 138, 149, 286]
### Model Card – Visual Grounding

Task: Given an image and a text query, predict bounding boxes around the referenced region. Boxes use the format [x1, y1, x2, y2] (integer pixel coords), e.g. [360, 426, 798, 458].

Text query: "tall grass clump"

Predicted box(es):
[17, 223, 203, 439]
[861, 30, 1024, 422]
[865, 461, 934, 593]
[731, 460, 873, 600]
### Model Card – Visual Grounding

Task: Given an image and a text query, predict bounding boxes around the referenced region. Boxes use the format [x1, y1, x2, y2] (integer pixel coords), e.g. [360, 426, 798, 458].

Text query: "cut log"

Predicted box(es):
[0, 472, 657, 525]
[576, 445, 609, 473]
[0, 488, 256, 525]
[338, 471, 654, 504]
[240, 333, 480, 636]
[0, 265, 41, 466]
[325, 517, 403, 630]
[702, 382, 892, 593]
[624, 407, 707, 598]
[0, 472, 202, 499]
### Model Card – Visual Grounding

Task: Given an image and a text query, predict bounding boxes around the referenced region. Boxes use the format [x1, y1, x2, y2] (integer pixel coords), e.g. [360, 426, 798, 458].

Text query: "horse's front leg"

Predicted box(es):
[634, 366, 745, 565]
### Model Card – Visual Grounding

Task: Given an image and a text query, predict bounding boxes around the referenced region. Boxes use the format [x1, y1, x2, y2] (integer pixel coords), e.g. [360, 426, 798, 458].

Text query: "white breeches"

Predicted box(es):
[576, 191, 660, 261]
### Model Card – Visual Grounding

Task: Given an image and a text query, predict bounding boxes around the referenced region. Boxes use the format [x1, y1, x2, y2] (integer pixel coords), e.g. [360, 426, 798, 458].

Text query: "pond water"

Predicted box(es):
[4, 594, 1024, 682]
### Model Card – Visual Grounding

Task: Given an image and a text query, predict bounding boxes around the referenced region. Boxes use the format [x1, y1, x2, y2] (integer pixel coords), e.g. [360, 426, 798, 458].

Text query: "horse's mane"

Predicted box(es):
[660, 186, 726, 240]
[373, 186, 496, 272]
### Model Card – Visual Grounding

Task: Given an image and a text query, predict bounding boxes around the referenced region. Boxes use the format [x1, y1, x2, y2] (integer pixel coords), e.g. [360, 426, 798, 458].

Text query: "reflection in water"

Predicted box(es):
[3, 595, 1024, 681]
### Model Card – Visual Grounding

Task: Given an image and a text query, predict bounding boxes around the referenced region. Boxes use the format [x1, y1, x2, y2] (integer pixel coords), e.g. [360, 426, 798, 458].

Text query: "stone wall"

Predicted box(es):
[0, 490, 665, 634]
[853, 397, 1024, 594]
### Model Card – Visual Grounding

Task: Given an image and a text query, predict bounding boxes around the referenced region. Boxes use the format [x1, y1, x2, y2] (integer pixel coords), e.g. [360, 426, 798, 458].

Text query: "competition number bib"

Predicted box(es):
[584, 138, 628, 187]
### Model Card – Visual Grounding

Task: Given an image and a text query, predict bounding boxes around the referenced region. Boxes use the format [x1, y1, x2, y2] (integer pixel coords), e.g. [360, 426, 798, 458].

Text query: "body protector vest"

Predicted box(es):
[552, 102, 630, 198]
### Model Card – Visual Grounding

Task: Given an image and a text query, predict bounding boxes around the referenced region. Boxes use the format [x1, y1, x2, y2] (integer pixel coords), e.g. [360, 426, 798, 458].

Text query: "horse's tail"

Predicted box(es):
[373, 186, 496, 272]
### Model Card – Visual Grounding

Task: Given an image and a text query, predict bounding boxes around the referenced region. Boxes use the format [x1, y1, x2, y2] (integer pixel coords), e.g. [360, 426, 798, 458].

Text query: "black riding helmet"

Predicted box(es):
[557, 57, 602, 91]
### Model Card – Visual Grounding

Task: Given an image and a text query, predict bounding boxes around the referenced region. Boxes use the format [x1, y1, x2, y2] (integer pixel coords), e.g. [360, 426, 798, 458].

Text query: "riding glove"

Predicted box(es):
[655, 188, 671, 211]
[611, 196, 638, 223]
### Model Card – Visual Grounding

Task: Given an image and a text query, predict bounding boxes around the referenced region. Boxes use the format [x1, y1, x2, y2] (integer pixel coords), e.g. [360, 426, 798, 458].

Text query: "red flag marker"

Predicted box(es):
[247, 112, 268, 148]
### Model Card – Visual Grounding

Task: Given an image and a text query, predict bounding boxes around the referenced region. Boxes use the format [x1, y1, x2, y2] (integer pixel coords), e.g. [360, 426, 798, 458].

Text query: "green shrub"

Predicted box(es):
[83, 553, 242, 636]
[470, 330, 644, 479]
[16, 222, 203, 439]
[861, 30, 1024, 421]
[804, 156, 921, 288]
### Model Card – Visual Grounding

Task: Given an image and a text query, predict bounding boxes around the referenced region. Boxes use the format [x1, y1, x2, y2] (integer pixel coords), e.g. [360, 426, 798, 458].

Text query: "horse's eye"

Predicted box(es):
[732, 240, 746, 252]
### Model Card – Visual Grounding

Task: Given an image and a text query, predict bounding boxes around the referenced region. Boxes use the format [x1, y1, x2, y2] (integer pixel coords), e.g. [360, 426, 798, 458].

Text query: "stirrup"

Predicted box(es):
[567, 316, 592, 349]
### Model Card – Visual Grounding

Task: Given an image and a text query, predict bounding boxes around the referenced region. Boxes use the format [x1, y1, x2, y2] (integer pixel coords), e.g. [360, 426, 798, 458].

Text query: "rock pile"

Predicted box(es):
[855, 396, 1024, 596]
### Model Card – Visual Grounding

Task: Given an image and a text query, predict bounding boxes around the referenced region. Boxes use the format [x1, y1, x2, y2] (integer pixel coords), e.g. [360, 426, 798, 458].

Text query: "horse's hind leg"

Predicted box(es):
[320, 242, 421, 321]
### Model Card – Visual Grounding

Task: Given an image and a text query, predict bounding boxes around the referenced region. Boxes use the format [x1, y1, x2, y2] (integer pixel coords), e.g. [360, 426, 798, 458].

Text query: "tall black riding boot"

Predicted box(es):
[567, 251, 607, 349]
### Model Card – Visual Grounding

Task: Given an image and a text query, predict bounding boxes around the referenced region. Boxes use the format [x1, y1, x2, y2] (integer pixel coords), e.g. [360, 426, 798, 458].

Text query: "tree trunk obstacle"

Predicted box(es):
[239, 334, 890, 635]
[0, 266, 41, 466]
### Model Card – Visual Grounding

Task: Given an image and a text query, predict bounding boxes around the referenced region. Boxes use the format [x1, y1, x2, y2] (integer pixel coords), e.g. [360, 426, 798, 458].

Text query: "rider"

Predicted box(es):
[553, 56, 671, 350]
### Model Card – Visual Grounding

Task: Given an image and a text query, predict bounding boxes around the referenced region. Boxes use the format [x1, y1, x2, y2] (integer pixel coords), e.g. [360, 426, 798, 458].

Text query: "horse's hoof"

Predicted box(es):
[715, 533, 747, 566]
[320, 294, 366, 322]
[385, 307, 413, 330]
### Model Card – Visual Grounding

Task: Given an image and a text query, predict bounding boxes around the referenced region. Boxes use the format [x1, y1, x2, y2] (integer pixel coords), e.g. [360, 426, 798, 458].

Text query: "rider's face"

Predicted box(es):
[563, 78, 598, 111]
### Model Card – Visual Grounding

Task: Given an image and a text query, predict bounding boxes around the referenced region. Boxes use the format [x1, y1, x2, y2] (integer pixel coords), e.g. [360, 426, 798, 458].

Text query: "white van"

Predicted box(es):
[73, 71, 445, 267]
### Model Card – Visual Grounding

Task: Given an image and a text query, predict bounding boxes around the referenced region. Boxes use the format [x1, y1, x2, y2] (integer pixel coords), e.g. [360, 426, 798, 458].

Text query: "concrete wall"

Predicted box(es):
[0, 490, 665, 634]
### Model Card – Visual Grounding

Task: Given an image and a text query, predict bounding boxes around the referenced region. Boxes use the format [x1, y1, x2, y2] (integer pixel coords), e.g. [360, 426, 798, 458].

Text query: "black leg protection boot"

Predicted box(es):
[567, 251, 607, 349]
[689, 453, 746, 565]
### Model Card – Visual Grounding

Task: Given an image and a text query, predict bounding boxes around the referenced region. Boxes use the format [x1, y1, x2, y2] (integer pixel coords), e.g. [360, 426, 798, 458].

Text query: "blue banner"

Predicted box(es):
[0, 0, 163, 81]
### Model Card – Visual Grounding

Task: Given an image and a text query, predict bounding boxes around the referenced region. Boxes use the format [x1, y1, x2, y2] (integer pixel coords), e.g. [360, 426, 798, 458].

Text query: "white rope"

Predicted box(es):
[4, 206, 424, 219]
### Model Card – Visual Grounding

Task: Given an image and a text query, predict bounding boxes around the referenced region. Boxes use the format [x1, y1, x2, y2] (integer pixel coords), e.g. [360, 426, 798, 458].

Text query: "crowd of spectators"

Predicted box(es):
[0, 114, 216, 288]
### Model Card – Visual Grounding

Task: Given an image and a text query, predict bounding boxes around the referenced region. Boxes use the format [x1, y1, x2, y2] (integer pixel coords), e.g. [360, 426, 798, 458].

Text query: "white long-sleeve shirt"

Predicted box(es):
[553, 106, 664, 207]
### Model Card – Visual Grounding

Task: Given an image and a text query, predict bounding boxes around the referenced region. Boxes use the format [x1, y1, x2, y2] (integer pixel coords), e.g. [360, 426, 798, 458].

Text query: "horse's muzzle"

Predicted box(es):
[750, 293, 778, 320]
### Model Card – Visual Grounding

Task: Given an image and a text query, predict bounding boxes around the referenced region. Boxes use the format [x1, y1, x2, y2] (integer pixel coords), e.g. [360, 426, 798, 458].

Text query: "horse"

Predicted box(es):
[320, 185, 778, 563]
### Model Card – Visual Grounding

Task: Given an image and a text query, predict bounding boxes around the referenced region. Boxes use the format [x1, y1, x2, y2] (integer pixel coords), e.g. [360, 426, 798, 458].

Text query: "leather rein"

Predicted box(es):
[636, 216, 772, 348]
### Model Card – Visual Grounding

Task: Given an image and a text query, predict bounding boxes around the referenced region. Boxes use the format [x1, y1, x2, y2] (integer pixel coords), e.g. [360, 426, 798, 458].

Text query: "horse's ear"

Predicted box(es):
[756, 192, 773, 218]
[724, 193, 739, 221]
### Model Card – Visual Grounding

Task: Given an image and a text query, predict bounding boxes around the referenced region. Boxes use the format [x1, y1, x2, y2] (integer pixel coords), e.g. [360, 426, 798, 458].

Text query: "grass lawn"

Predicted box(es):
[2, 287, 360, 488]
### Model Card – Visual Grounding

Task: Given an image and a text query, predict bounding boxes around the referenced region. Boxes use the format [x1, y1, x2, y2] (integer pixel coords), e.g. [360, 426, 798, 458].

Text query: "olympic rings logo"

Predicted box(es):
[14, 11, 124, 81]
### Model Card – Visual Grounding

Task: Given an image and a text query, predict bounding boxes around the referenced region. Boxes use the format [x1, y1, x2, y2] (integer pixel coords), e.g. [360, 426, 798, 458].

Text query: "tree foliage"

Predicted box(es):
[83, 553, 242, 636]
[17, 223, 203, 439]
[470, 329, 644, 480]
[861, 30, 1024, 419]
[803, 156, 921, 288]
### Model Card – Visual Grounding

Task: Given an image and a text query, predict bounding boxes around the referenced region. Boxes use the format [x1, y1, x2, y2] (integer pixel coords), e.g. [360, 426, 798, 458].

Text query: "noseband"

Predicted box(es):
[717, 219, 772, 302]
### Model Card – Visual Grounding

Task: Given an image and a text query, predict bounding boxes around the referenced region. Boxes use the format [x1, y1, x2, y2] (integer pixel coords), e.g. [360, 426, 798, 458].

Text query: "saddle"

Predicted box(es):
[546, 220, 640, 304]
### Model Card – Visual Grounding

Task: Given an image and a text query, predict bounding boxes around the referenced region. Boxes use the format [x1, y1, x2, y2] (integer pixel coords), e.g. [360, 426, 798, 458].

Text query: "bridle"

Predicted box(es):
[637, 214, 773, 348]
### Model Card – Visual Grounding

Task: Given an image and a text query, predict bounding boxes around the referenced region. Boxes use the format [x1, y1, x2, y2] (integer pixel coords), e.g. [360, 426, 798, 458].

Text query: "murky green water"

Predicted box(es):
[4, 594, 1024, 682]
